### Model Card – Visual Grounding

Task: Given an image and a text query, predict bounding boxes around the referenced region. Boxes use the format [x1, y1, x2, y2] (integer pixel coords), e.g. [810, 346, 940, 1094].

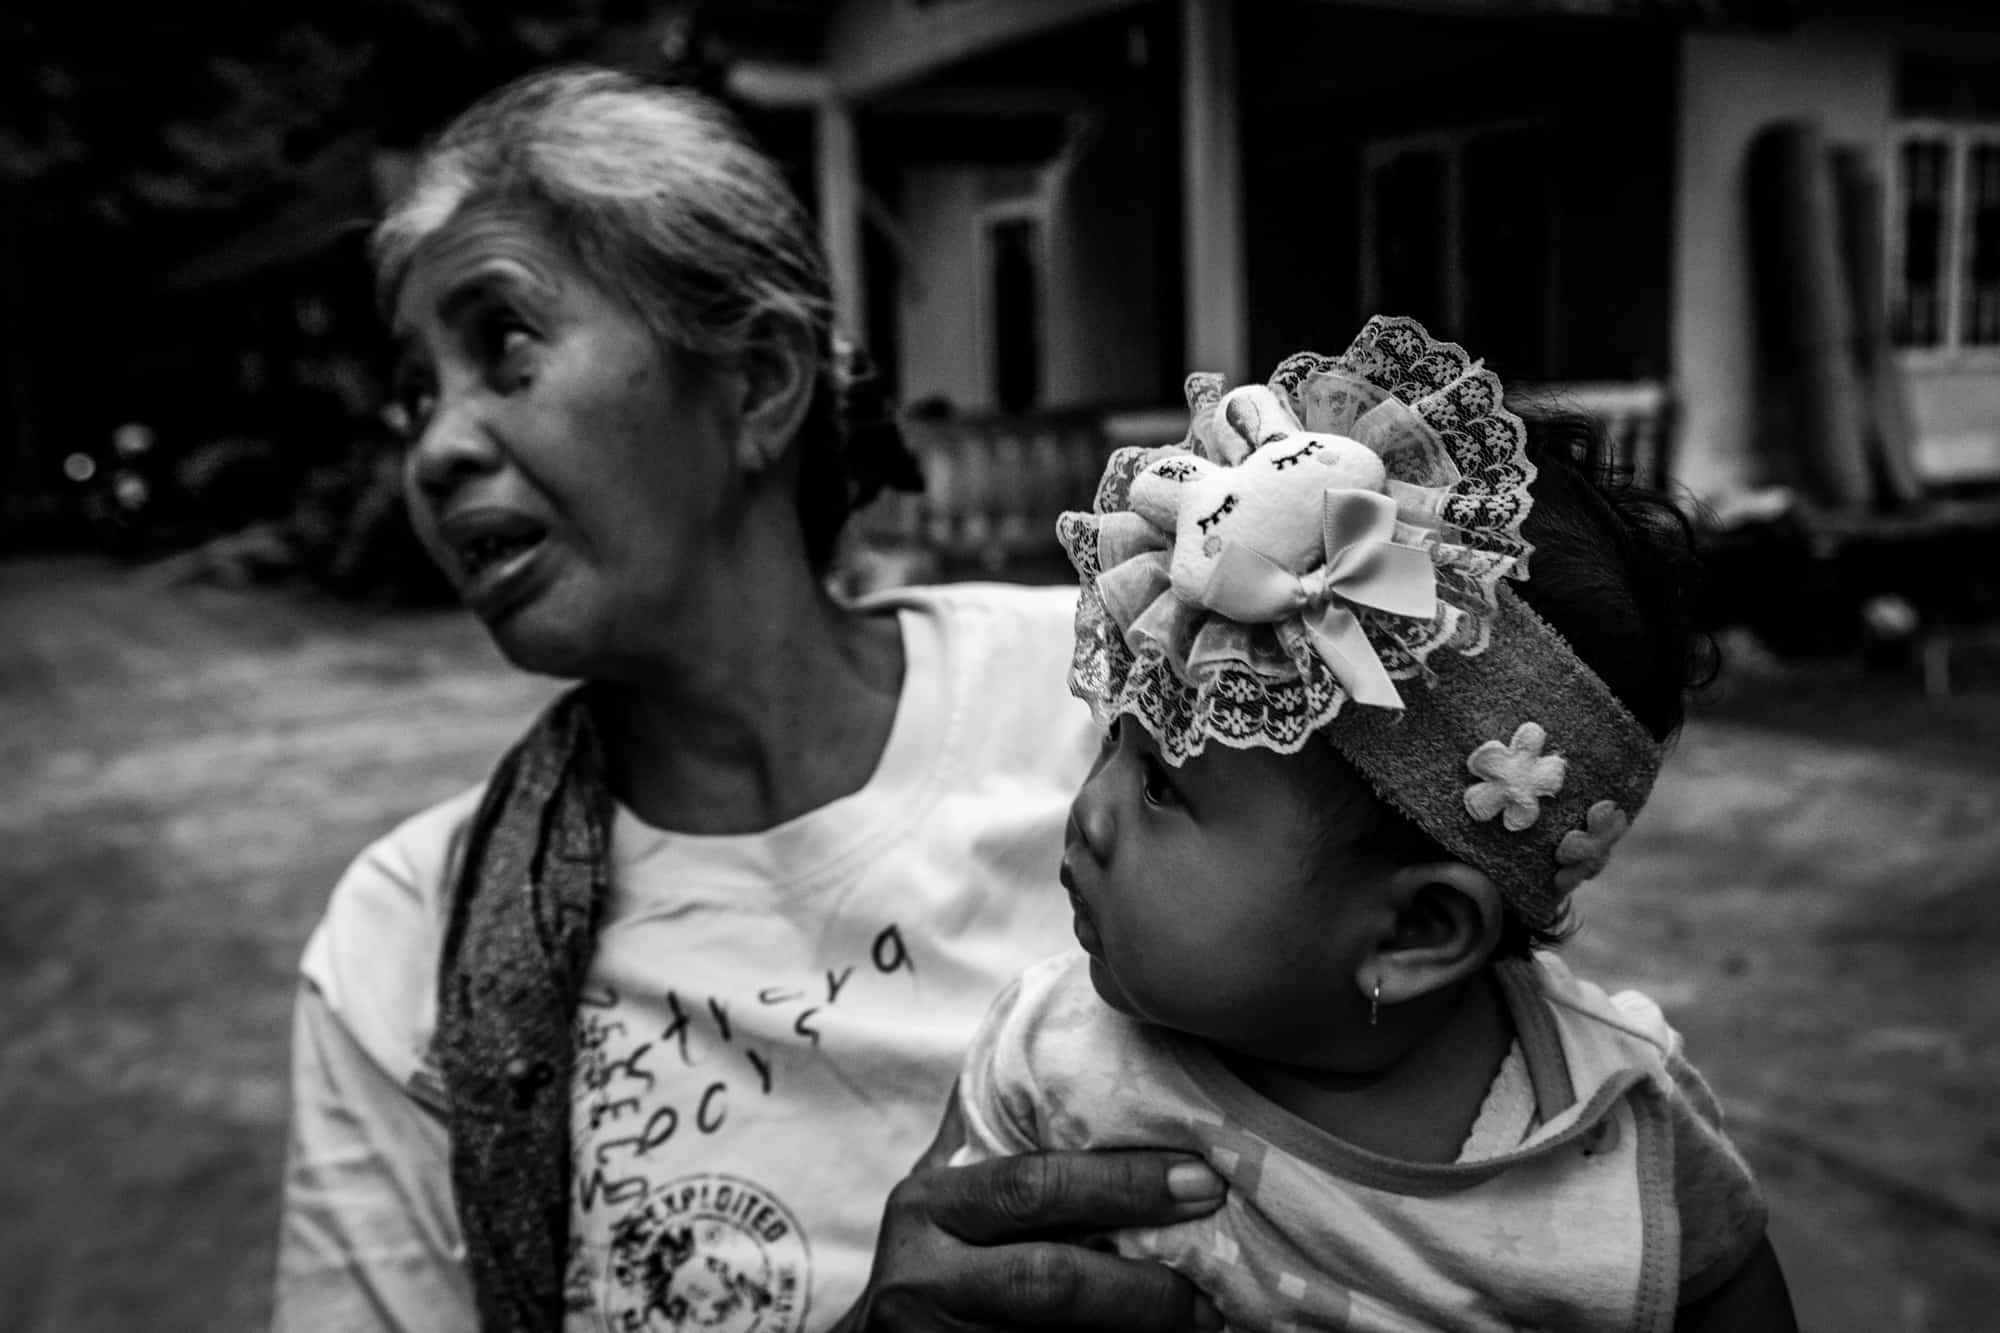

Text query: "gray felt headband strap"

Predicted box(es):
[1323, 585, 1662, 929]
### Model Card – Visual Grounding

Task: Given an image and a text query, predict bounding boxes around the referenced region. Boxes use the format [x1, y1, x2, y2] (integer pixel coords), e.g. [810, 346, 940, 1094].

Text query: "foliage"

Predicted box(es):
[0, 0, 741, 574]
[0, 0, 694, 239]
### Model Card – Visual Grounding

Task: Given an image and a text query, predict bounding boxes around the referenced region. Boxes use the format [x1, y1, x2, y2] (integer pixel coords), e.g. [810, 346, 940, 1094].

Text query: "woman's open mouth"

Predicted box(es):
[439, 508, 551, 616]
[460, 532, 543, 579]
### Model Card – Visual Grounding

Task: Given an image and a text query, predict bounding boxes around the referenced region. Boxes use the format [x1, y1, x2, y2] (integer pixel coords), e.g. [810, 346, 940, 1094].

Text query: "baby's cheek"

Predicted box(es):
[1125, 935, 1237, 1027]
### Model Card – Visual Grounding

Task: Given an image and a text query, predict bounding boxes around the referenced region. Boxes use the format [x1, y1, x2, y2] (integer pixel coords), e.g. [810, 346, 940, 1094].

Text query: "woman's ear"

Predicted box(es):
[1360, 861, 1503, 1008]
[734, 313, 820, 475]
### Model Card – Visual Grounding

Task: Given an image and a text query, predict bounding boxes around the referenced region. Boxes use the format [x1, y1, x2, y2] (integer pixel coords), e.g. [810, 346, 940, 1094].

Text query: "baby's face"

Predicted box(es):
[1061, 717, 1387, 1061]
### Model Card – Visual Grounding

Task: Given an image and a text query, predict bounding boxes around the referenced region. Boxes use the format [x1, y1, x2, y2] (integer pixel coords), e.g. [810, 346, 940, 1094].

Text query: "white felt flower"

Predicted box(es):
[1554, 800, 1631, 891]
[1464, 722, 1568, 832]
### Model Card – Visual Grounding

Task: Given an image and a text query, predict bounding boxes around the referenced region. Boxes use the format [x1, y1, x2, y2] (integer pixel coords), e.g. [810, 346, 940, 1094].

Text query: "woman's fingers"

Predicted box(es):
[879, 1239, 1223, 1332]
[842, 1149, 1230, 1332]
[927, 1149, 1226, 1246]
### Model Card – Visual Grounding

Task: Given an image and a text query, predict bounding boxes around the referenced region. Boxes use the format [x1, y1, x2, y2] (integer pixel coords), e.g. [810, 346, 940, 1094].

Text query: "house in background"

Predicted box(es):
[726, 0, 2000, 574]
[79, 0, 2000, 591]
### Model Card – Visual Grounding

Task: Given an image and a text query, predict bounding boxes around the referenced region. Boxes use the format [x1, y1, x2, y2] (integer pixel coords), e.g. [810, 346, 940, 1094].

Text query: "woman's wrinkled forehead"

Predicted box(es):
[390, 204, 573, 338]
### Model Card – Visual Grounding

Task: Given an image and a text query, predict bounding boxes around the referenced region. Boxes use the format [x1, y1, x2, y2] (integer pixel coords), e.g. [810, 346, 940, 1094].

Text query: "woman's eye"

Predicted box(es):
[1140, 757, 1180, 809]
[391, 374, 435, 440]
[485, 320, 537, 389]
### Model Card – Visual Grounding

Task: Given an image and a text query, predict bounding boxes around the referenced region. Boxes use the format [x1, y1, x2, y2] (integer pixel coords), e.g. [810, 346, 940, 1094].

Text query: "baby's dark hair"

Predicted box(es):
[1323, 410, 1718, 956]
[1508, 413, 1718, 745]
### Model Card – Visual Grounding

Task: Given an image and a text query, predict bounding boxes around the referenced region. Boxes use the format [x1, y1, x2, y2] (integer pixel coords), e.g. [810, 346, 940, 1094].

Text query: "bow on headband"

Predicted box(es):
[1196, 489, 1436, 708]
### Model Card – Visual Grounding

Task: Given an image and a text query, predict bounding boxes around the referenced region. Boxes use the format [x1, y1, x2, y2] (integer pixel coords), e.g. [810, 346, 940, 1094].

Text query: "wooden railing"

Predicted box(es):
[844, 381, 1673, 586]
[847, 410, 1123, 582]
[1511, 379, 1675, 491]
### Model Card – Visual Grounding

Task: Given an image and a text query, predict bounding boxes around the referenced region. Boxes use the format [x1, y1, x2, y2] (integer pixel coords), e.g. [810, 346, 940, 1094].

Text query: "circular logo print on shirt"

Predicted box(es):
[602, 1173, 811, 1333]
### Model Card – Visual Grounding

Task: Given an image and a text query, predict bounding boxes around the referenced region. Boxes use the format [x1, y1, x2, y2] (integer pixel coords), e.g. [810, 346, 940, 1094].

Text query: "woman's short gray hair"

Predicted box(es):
[374, 65, 919, 569]
[374, 65, 831, 370]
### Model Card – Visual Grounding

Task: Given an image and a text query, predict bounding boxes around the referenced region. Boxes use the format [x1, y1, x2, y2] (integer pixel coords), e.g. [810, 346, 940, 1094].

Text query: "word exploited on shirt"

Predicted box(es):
[575, 922, 914, 1213]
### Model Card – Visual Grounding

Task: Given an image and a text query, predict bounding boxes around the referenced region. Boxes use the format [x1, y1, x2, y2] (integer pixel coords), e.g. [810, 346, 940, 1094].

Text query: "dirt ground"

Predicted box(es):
[1, 554, 1995, 1331]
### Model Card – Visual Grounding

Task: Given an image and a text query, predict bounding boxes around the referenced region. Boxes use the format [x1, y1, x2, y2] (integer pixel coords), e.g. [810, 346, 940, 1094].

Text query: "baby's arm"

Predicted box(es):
[1671, 1237, 1797, 1332]
[1662, 1048, 1796, 1329]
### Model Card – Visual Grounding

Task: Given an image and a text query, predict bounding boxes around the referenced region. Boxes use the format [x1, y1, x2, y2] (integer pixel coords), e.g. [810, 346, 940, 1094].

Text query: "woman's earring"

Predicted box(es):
[1369, 979, 1381, 1028]
[743, 431, 783, 474]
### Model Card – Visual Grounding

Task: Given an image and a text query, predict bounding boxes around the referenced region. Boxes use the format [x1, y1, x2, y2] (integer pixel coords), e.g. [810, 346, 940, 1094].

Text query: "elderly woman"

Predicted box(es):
[273, 67, 1225, 1333]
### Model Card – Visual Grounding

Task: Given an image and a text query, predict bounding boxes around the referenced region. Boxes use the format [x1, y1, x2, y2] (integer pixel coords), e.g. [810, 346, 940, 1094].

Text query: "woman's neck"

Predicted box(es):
[587, 572, 906, 835]
[1220, 968, 1516, 1165]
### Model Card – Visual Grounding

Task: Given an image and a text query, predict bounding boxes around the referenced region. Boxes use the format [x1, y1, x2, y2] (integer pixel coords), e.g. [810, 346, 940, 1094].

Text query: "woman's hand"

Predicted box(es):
[835, 1096, 1227, 1332]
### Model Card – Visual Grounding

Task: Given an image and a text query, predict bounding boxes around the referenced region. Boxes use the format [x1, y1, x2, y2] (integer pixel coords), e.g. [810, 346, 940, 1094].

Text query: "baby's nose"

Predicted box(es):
[1069, 787, 1115, 862]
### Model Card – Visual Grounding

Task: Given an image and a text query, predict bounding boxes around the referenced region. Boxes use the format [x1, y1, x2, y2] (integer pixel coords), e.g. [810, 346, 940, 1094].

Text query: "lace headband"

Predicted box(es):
[1058, 317, 1661, 927]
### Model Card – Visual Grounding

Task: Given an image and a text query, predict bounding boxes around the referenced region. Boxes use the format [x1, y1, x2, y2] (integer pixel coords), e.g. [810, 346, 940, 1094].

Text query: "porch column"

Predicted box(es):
[816, 96, 867, 339]
[1180, 0, 1247, 382]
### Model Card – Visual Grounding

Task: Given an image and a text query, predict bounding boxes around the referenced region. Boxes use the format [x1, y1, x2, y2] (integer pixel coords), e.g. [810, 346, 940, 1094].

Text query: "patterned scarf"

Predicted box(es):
[436, 686, 613, 1331]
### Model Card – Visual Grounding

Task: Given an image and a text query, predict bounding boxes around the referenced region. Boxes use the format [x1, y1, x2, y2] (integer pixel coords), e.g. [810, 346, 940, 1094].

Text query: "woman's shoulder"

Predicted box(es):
[863, 579, 1076, 638]
[899, 583, 1097, 772]
[296, 783, 487, 1085]
[324, 784, 486, 931]
[876, 581, 1079, 695]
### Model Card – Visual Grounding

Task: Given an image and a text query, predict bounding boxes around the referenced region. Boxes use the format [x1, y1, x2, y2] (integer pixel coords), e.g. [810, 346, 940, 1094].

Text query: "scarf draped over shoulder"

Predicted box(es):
[436, 686, 612, 1330]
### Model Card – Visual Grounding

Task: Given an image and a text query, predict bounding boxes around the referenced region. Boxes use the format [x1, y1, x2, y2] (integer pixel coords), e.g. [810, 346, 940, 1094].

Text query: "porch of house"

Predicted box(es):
[784, 0, 2000, 696]
[841, 383, 1674, 588]
[764, 0, 1690, 585]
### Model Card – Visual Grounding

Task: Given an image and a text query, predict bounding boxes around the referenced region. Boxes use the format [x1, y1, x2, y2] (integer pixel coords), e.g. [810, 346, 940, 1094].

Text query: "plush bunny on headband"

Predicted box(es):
[1128, 384, 1388, 605]
[1116, 383, 1433, 710]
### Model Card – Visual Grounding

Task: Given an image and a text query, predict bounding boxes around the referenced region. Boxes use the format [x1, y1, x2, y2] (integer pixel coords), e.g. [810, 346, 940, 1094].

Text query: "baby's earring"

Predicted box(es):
[1369, 978, 1381, 1028]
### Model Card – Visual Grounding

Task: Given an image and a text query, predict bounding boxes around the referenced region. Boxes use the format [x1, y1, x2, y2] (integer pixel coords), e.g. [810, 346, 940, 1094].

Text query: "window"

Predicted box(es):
[1360, 121, 1554, 375]
[1888, 57, 2000, 353]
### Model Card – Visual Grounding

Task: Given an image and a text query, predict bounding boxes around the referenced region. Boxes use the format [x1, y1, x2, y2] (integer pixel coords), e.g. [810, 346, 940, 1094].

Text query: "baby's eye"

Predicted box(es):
[1140, 756, 1181, 809]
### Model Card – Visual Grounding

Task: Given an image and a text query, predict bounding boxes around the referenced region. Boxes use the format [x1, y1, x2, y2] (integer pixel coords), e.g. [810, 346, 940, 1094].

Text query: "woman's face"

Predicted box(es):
[391, 209, 740, 678]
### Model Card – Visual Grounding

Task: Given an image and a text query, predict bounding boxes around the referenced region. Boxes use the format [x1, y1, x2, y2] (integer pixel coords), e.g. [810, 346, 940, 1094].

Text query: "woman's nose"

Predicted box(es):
[407, 394, 502, 505]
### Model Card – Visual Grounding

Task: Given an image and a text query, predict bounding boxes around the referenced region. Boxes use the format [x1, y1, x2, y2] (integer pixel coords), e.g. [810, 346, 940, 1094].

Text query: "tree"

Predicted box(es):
[0, 0, 746, 543]
[0, 0, 681, 242]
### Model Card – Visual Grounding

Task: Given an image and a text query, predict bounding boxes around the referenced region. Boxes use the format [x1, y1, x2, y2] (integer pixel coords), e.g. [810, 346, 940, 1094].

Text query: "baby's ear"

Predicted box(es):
[1366, 862, 1503, 1006]
[1128, 452, 1214, 531]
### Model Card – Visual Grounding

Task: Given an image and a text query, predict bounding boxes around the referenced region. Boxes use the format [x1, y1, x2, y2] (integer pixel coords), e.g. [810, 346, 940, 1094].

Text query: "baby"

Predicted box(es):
[952, 318, 1794, 1332]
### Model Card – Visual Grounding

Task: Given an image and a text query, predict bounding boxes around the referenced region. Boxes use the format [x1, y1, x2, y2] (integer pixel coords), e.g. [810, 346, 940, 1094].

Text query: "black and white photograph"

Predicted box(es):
[1, 1, 1995, 1330]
